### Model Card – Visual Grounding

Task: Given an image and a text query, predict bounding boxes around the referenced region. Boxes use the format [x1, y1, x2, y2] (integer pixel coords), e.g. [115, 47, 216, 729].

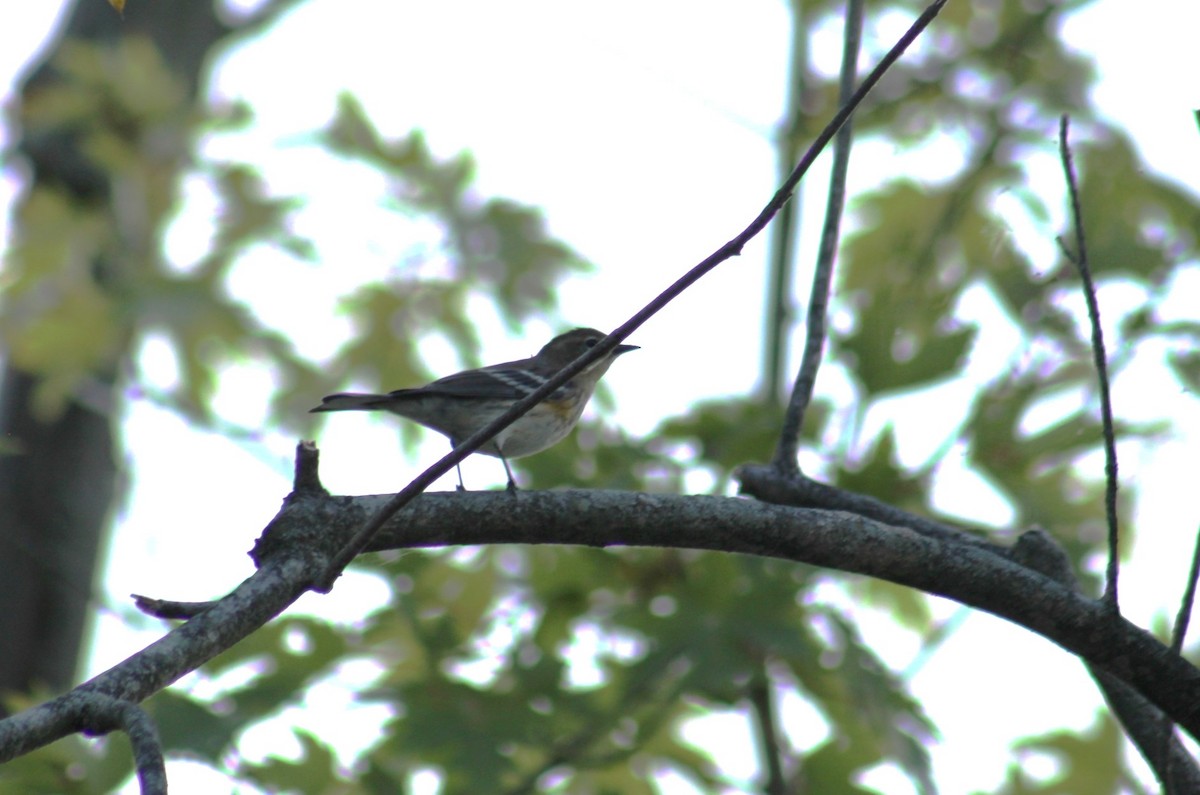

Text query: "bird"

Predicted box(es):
[310, 328, 638, 492]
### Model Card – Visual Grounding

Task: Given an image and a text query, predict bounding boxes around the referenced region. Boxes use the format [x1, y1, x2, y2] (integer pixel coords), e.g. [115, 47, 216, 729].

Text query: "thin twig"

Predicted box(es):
[774, 0, 864, 471]
[1058, 114, 1120, 612]
[749, 666, 787, 795]
[131, 595, 218, 620]
[1170, 527, 1200, 656]
[316, 0, 951, 592]
[762, 0, 809, 405]
[1161, 523, 1200, 792]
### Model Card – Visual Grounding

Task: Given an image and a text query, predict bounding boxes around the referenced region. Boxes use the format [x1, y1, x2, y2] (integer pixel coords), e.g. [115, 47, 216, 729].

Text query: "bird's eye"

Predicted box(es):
[585, 338, 599, 348]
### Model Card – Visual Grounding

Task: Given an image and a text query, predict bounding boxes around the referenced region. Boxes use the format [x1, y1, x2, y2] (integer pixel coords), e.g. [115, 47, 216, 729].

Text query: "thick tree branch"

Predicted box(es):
[0, 538, 318, 762]
[1011, 531, 1200, 791]
[4, 446, 1200, 776]
[0, 445, 338, 763]
[738, 463, 1002, 553]
[313, 490, 1200, 739]
[746, 464, 1200, 783]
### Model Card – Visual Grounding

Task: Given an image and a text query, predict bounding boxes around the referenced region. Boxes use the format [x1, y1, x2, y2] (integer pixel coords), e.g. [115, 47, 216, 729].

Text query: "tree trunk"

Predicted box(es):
[0, 0, 228, 700]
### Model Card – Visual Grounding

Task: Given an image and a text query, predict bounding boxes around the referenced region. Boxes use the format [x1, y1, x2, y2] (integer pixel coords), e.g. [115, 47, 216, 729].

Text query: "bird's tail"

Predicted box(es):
[309, 393, 390, 413]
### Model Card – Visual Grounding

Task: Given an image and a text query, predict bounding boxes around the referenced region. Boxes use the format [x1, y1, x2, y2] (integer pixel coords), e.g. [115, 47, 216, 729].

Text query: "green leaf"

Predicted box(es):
[1001, 715, 1131, 794]
[656, 397, 789, 472]
[0, 734, 133, 795]
[1169, 349, 1200, 394]
[834, 429, 928, 512]
[243, 731, 342, 794]
[147, 690, 241, 763]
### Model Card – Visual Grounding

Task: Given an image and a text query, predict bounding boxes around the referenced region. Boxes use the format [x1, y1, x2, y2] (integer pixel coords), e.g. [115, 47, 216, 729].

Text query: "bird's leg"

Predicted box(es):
[500, 454, 519, 494]
[450, 442, 466, 492]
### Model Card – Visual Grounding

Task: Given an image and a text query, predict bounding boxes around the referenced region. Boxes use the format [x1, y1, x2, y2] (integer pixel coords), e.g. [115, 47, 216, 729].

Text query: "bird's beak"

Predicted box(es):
[615, 343, 639, 355]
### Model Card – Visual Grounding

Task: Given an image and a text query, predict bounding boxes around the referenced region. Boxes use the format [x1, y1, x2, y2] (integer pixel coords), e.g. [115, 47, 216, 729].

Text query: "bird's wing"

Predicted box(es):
[399, 363, 569, 401]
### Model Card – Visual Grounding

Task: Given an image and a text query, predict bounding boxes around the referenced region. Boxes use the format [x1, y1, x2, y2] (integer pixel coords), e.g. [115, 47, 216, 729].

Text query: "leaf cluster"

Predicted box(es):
[3, 48, 585, 432]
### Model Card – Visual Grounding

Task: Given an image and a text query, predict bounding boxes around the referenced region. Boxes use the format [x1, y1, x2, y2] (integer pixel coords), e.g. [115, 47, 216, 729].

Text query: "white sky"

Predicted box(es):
[3, 1, 1200, 793]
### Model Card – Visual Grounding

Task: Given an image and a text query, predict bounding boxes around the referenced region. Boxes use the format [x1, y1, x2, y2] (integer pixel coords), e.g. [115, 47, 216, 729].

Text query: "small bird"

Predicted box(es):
[310, 328, 638, 492]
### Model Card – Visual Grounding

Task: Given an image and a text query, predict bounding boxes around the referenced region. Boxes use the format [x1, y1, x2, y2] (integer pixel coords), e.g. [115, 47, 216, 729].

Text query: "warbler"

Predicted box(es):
[310, 327, 638, 491]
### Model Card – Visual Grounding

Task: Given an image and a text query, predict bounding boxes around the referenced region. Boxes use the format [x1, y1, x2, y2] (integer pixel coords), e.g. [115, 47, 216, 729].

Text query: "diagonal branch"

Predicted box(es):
[1057, 114, 1121, 612]
[0, 443, 333, 765]
[317, 0, 952, 593]
[775, 0, 865, 471]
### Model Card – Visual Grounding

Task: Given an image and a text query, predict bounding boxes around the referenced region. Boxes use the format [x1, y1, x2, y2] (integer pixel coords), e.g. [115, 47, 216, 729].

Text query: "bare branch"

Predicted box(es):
[1161, 525, 1200, 792]
[131, 595, 217, 620]
[316, 0, 952, 593]
[77, 694, 167, 795]
[121, 705, 167, 795]
[289, 484, 1200, 750]
[749, 666, 787, 795]
[741, 464, 1200, 789]
[319, 488, 1200, 738]
[1170, 527, 1200, 658]
[93, 696, 166, 795]
[738, 463, 1003, 553]
[5, 448, 1200, 777]
[1011, 532, 1200, 792]
[775, 0, 864, 471]
[130, 445, 328, 623]
[0, 500, 334, 762]
[292, 439, 328, 497]
[754, 456, 1199, 786]
[1058, 114, 1121, 612]
[762, 1, 810, 404]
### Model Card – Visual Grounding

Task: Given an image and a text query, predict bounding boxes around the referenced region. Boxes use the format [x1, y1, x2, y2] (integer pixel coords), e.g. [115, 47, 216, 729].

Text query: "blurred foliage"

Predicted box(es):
[5, 0, 1200, 793]
[2, 43, 583, 427]
[0, 733, 133, 795]
[998, 713, 1143, 795]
